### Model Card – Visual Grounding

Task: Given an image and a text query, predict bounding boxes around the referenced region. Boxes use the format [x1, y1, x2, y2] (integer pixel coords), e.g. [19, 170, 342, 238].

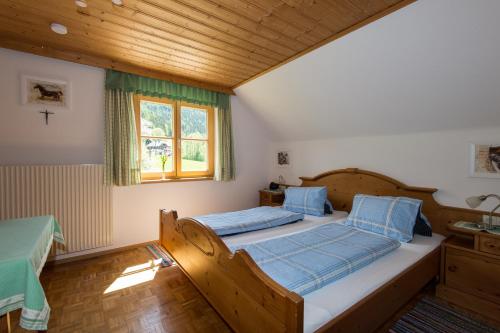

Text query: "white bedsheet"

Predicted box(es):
[303, 232, 444, 332]
[222, 211, 444, 333]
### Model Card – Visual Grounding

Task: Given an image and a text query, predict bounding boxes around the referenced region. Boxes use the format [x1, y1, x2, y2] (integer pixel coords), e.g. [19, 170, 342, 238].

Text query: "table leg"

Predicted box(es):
[6, 312, 11, 333]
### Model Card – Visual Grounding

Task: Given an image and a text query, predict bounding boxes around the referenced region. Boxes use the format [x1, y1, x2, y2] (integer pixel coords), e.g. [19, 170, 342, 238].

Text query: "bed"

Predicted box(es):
[159, 168, 490, 333]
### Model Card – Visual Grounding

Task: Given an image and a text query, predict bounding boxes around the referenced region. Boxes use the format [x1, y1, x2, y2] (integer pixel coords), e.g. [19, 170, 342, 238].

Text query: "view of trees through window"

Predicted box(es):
[181, 107, 208, 171]
[140, 101, 173, 173]
[139, 100, 210, 175]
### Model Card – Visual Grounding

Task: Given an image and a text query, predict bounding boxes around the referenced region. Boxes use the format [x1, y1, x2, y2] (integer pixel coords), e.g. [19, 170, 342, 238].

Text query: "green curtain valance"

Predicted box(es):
[105, 69, 229, 108]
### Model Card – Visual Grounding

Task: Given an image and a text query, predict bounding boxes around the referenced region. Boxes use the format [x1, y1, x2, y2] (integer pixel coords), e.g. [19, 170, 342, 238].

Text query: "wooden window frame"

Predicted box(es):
[177, 101, 215, 178]
[134, 95, 214, 182]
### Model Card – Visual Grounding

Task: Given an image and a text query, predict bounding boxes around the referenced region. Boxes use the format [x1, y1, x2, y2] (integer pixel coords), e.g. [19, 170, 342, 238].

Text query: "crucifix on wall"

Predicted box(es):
[39, 109, 55, 125]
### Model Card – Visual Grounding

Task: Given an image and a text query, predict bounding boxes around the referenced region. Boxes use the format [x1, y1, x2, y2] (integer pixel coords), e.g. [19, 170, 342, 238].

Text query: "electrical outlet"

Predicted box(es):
[483, 214, 500, 226]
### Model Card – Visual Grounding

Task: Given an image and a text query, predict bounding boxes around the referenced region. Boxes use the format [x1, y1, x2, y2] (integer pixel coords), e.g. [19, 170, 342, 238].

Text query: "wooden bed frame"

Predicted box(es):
[159, 168, 492, 333]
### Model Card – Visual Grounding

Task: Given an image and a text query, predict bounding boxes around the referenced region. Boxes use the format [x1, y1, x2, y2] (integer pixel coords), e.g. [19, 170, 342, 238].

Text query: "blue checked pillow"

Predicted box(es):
[345, 194, 431, 242]
[284, 187, 328, 217]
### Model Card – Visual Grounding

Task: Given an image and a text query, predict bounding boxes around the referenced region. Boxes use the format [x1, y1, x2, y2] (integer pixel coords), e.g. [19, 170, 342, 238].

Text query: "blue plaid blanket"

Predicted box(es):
[229, 223, 400, 295]
[194, 206, 304, 236]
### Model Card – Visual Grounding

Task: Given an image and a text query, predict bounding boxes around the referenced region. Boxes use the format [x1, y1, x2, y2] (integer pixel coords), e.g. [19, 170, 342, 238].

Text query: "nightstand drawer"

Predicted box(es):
[445, 248, 500, 304]
[259, 191, 284, 206]
[479, 235, 500, 256]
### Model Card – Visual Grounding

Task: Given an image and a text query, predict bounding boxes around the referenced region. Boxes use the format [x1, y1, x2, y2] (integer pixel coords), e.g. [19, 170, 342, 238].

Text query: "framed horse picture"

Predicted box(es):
[21, 75, 70, 109]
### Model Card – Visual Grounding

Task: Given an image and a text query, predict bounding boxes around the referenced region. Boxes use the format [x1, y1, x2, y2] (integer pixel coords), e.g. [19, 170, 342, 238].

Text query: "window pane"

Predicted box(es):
[140, 100, 173, 137]
[181, 106, 207, 139]
[141, 138, 173, 172]
[181, 140, 208, 172]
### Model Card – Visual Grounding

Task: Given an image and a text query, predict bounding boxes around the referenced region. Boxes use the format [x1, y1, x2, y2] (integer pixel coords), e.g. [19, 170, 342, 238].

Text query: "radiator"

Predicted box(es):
[0, 164, 113, 254]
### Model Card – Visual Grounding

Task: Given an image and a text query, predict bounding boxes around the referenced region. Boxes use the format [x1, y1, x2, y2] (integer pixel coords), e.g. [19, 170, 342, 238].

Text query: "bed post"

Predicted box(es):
[159, 209, 176, 248]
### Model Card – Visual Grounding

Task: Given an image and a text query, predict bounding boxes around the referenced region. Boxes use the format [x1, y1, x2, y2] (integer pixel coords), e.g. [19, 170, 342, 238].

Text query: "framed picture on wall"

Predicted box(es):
[21, 74, 71, 109]
[469, 143, 500, 178]
[277, 151, 291, 168]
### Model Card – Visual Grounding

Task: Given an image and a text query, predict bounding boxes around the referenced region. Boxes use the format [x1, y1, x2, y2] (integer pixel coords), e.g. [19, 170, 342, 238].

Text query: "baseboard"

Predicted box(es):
[46, 240, 159, 265]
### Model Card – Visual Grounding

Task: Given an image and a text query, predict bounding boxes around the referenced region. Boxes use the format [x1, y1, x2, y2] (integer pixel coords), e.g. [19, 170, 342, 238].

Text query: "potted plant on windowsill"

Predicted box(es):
[160, 154, 167, 180]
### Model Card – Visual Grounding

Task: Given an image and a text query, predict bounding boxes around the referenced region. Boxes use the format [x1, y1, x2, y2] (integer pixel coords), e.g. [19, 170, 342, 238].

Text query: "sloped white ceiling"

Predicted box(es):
[234, 0, 500, 141]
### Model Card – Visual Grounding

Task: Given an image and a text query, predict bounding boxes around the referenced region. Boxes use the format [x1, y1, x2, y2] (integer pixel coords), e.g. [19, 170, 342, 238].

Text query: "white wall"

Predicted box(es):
[0, 48, 271, 258]
[269, 127, 500, 211]
[0, 48, 105, 164]
[235, 0, 500, 140]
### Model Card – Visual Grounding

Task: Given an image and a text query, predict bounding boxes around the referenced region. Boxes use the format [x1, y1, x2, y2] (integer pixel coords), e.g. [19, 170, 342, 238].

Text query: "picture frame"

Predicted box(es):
[469, 143, 500, 179]
[21, 74, 71, 109]
[276, 150, 291, 168]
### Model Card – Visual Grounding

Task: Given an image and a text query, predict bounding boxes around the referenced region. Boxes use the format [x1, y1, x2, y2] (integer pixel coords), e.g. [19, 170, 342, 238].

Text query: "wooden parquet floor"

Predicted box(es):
[1, 248, 232, 333]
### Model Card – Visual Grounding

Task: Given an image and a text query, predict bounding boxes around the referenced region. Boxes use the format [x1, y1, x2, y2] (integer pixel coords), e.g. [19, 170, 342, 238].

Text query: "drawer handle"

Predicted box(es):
[448, 265, 457, 273]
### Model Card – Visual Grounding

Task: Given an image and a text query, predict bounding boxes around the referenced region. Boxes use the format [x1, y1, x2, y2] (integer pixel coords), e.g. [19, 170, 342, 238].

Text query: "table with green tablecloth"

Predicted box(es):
[0, 216, 64, 331]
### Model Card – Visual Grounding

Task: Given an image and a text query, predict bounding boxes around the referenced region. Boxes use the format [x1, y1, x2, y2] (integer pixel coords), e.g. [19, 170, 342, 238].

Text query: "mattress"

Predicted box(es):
[223, 212, 444, 333]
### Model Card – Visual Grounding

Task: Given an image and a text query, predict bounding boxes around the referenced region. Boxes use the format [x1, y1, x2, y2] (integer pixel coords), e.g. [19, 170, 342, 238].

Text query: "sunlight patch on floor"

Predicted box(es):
[104, 259, 161, 294]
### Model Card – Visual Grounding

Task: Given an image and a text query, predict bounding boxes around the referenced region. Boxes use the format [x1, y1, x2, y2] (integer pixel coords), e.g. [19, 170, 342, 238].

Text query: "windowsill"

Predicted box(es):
[141, 177, 214, 184]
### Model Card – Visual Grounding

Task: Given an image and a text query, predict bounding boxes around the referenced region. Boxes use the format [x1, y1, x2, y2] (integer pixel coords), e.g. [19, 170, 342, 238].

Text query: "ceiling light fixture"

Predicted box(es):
[50, 23, 68, 35]
[75, 0, 87, 8]
[111, 0, 123, 5]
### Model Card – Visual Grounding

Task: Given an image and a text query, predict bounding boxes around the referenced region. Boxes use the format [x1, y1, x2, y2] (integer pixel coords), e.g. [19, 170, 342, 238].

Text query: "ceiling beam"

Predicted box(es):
[232, 0, 416, 89]
[0, 33, 235, 95]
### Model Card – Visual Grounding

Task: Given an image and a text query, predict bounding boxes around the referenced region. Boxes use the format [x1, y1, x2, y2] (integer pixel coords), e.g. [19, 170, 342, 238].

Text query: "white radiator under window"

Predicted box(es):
[0, 164, 112, 254]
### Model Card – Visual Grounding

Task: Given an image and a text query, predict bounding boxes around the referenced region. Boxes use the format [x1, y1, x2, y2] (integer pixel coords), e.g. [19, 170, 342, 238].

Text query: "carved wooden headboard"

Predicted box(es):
[299, 168, 496, 236]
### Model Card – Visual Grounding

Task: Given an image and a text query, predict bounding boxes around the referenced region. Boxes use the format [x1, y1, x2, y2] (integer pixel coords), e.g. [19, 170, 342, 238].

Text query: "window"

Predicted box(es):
[134, 95, 214, 181]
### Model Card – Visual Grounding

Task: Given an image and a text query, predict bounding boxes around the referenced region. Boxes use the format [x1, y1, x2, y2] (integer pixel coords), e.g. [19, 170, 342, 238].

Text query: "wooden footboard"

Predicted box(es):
[317, 247, 440, 333]
[159, 210, 304, 333]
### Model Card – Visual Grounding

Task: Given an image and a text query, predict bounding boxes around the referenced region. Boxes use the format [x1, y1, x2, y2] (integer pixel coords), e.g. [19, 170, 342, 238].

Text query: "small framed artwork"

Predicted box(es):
[469, 143, 500, 178]
[21, 75, 70, 109]
[277, 151, 291, 168]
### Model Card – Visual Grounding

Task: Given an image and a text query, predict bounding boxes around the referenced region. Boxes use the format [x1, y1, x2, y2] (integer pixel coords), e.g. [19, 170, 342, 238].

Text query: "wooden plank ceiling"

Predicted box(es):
[0, 0, 413, 94]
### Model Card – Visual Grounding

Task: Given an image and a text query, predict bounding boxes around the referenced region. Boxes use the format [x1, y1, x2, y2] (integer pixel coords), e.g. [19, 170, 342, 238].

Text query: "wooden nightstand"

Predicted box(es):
[436, 224, 500, 324]
[259, 190, 285, 207]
